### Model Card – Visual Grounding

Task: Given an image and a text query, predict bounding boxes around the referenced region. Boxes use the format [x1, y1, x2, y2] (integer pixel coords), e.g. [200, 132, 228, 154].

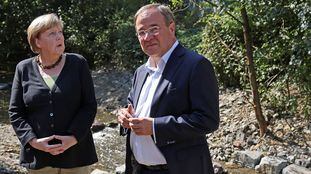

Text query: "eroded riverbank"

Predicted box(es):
[0, 70, 310, 173]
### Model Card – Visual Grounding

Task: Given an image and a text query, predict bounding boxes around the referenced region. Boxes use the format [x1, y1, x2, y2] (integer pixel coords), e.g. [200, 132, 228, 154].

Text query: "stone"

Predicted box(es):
[115, 164, 125, 174]
[91, 169, 109, 174]
[91, 122, 106, 132]
[255, 156, 288, 174]
[213, 161, 225, 174]
[233, 140, 245, 149]
[287, 155, 296, 163]
[234, 150, 263, 168]
[282, 164, 311, 174]
[108, 122, 119, 128]
[295, 158, 311, 168]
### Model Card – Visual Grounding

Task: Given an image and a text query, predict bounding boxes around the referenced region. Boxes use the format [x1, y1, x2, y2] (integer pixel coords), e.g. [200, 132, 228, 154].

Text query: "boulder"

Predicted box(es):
[234, 150, 263, 168]
[255, 156, 287, 174]
[282, 164, 311, 174]
[91, 169, 109, 174]
[115, 164, 125, 174]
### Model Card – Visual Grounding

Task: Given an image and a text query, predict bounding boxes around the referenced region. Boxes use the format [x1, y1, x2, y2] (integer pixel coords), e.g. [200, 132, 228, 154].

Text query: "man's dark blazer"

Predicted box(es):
[122, 44, 219, 174]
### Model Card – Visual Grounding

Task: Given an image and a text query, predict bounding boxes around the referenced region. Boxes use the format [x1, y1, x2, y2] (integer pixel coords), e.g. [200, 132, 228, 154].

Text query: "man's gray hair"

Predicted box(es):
[134, 3, 175, 26]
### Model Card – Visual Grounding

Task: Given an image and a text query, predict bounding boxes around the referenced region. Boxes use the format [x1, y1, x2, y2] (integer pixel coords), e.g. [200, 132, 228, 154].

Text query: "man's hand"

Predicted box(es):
[129, 117, 153, 135]
[117, 104, 134, 128]
[29, 136, 62, 154]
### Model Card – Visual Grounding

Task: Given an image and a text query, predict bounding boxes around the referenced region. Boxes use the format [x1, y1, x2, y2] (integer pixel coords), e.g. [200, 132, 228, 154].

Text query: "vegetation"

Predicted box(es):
[193, 0, 311, 119]
[0, 0, 145, 70]
[0, 0, 310, 120]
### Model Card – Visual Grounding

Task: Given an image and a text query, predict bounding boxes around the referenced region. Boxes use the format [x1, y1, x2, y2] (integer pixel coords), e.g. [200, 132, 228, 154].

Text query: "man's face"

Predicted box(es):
[135, 8, 175, 58]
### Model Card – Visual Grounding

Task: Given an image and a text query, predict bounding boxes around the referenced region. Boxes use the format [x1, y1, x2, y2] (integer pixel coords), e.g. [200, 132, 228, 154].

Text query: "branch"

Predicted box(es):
[173, 0, 243, 25]
[265, 70, 284, 87]
[203, 0, 243, 25]
[172, 1, 192, 13]
[206, 20, 241, 60]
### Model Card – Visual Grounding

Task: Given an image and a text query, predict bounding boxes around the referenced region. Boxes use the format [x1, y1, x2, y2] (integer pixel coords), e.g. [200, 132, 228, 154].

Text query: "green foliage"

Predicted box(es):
[200, 12, 246, 87]
[1, 0, 310, 117]
[191, 0, 310, 118]
[0, 0, 146, 70]
[104, 7, 146, 70]
[61, 0, 147, 69]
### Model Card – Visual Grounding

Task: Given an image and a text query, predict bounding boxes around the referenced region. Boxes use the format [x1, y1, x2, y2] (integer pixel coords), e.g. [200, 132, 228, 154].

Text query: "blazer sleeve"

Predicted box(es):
[9, 64, 37, 146]
[67, 57, 97, 142]
[154, 58, 220, 147]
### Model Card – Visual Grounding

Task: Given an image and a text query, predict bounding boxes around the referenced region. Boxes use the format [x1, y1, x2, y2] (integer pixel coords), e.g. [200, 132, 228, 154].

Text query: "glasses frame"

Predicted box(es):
[136, 26, 160, 39]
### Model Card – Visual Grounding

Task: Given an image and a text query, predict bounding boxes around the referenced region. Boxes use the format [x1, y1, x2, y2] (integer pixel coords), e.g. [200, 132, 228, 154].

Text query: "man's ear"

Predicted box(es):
[169, 21, 175, 34]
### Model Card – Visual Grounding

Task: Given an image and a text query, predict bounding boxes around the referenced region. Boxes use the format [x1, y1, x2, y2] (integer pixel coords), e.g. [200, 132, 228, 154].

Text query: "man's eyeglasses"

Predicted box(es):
[136, 26, 160, 38]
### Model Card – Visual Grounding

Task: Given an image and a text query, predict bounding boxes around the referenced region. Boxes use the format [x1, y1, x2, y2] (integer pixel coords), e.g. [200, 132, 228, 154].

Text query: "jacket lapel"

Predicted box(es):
[133, 67, 149, 109]
[150, 44, 186, 117]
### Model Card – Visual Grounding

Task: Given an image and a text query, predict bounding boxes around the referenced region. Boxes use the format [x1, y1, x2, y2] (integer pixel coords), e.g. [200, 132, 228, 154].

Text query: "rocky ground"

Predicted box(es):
[0, 70, 310, 174]
[209, 89, 311, 173]
[0, 124, 27, 174]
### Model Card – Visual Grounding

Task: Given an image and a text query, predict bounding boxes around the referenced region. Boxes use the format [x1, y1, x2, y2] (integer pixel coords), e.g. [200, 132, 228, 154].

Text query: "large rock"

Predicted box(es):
[91, 169, 109, 174]
[282, 164, 311, 174]
[255, 156, 288, 174]
[115, 164, 125, 174]
[234, 150, 263, 168]
[295, 157, 311, 168]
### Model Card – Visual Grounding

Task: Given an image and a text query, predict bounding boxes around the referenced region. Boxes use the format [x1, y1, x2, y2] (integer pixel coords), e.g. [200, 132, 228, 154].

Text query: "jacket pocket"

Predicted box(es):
[20, 145, 34, 164]
[176, 143, 207, 161]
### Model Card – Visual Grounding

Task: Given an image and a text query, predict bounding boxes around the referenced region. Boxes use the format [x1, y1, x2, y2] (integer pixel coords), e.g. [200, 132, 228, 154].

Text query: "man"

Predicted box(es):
[117, 3, 219, 174]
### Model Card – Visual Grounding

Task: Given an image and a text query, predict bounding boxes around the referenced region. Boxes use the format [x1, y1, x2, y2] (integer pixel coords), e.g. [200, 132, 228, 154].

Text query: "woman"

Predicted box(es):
[8, 13, 98, 174]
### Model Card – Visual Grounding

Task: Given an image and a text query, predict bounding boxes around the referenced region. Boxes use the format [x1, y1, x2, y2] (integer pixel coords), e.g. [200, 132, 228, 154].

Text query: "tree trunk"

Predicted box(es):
[241, 6, 268, 137]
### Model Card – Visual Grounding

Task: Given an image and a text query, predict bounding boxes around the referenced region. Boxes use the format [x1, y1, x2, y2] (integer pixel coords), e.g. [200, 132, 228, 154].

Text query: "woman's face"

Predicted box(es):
[35, 25, 65, 58]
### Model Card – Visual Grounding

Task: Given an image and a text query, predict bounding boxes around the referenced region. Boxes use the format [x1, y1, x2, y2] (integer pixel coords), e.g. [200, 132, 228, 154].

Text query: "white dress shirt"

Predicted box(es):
[130, 41, 179, 166]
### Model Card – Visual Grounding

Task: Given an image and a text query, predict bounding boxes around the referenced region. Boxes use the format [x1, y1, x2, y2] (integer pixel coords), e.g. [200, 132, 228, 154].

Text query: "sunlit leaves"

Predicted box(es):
[192, 0, 310, 118]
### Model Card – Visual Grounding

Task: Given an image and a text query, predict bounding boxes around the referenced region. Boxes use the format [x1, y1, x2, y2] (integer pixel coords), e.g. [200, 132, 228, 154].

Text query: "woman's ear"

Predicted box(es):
[35, 38, 41, 49]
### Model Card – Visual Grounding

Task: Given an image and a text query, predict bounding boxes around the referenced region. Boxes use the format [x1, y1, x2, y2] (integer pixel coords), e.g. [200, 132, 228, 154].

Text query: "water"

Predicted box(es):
[91, 109, 125, 172]
[93, 126, 126, 172]
[93, 111, 256, 174]
[96, 108, 117, 124]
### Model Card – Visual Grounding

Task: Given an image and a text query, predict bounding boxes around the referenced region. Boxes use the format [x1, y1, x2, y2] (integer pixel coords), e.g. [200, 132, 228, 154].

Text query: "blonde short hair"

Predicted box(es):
[134, 3, 175, 26]
[27, 13, 63, 53]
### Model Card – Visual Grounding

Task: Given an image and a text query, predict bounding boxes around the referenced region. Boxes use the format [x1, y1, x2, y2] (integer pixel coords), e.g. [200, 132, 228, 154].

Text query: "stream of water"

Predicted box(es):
[87, 111, 256, 173]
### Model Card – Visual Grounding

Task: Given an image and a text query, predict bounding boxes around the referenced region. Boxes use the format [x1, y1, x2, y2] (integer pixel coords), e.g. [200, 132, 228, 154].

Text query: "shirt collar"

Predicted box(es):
[145, 40, 179, 74]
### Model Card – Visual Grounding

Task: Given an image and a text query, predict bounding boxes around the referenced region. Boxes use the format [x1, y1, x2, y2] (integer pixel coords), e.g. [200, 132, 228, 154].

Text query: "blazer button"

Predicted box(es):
[50, 113, 54, 117]
[51, 124, 54, 128]
[49, 100, 52, 104]
[167, 140, 175, 144]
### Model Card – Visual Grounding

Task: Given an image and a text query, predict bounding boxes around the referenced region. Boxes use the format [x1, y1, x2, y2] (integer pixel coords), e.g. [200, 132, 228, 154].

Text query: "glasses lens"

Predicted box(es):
[137, 31, 145, 38]
[137, 26, 159, 38]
